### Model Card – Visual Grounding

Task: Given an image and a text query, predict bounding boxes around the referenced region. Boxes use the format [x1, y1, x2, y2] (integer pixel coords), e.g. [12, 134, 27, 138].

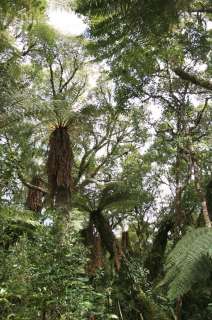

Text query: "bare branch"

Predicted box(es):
[49, 63, 56, 97]
[59, 59, 79, 93]
[17, 170, 48, 195]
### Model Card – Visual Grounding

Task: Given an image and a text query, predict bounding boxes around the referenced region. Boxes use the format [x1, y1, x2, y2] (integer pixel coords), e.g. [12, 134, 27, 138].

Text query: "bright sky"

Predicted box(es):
[47, 6, 87, 35]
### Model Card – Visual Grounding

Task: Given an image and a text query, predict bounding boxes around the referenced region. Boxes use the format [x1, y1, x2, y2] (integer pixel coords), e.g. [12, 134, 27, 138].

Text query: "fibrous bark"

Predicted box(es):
[26, 175, 44, 213]
[81, 220, 104, 275]
[91, 210, 122, 271]
[47, 126, 73, 207]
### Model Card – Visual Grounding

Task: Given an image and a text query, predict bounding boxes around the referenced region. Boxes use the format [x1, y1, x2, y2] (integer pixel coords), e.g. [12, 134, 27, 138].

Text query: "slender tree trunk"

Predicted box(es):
[190, 150, 211, 228]
[189, 149, 211, 228]
[41, 308, 46, 320]
[174, 150, 183, 319]
[176, 297, 182, 320]
[175, 149, 183, 227]
[121, 231, 130, 253]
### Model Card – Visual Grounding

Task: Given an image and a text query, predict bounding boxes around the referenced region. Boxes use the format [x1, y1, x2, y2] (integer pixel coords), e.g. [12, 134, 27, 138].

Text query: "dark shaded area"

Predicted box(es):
[206, 180, 212, 220]
[145, 216, 174, 280]
[81, 219, 104, 275]
[91, 210, 122, 271]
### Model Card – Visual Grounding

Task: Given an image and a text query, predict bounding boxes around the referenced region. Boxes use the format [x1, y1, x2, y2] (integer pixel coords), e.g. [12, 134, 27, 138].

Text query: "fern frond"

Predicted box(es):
[98, 181, 137, 211]
[72, 193, 93, 213]
[161, 227, 212, 300]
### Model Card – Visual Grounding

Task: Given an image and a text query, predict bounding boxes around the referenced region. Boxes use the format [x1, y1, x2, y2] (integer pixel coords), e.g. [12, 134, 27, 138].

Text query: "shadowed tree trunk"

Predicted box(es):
[81, 219, 104, 275]
[121, 231, 131, 253]
[145, 216, 174, 281]
[91, 210, 123, 271]
[189, 150, 211, 228]
[206, 180, 212, 221]
[174, 149, 183, 227]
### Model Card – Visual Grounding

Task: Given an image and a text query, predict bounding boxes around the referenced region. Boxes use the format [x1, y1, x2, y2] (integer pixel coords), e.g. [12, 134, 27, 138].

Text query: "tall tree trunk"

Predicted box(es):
[174, 149, 183, 227]
[189, 150, 211, 228]
[121, 231, 131, 253]
[82, 220, 104, 275]
[176, 297, 182, 320]
[91, 210, 122, 271]
[145, 215, 174, 280]
[47, 126, 73, 243]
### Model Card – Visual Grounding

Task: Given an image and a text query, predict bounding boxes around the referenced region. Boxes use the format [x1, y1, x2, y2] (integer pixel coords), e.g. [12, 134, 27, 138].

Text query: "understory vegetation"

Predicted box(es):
[0, 0, 212, 319]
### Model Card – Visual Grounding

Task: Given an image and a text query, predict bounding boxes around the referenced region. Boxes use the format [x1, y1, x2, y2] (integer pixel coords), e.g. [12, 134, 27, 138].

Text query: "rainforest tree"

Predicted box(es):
[0, 1, 212, 320]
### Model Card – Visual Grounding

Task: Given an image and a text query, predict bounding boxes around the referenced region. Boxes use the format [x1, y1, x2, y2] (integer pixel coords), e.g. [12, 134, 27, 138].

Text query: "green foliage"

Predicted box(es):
[0, 206, 40, 249]
[162, 227, 212, 300]
[0, 227, 107, 319]
[0, 1, 212, 319]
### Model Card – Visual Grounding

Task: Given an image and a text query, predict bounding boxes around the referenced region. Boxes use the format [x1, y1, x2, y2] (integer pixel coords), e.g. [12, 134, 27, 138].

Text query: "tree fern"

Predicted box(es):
[98, 181, 138, 211]
[73, 181, 138, 213]
[161, 227, 212, 300]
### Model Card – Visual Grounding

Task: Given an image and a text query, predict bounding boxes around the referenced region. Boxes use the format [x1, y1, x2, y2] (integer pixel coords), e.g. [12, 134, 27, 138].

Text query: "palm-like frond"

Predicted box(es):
[72, 193, 93, 213]
[161, 227, 212, 300]
[98, 181, 138, 211]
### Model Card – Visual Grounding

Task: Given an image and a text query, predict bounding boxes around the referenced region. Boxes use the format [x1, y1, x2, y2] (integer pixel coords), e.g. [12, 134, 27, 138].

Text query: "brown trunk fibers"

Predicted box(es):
[26, 175, 44, 213]
[81, 220, 104, 275]
[47, 126, 73, 207]
[47, 126, 73, 244]
[91, 210, 123, 271]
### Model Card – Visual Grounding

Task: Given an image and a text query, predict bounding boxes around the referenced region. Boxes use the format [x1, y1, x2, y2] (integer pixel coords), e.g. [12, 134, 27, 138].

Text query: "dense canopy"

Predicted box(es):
[0, 0, 212, 319]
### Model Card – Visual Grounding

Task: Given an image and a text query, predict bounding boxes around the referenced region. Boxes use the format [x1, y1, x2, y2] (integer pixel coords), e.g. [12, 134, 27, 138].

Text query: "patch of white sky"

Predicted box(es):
[47, 5, 162, 119]
[47, 3, 106, 90]
[47, 4, 87, 36]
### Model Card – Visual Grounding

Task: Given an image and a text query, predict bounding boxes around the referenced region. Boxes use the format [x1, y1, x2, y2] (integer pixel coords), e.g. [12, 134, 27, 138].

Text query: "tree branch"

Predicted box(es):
[17, 170, 48, 195]
[190, 7, 212, 14]
[173, 68, 212, 91]
[49, 63, 56, 97]
[59, 63, 79, 93]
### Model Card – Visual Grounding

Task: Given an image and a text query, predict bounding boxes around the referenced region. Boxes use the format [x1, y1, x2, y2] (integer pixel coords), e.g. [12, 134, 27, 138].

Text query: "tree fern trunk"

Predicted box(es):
[26, 175, 44, 213]
[82, 220, 104, 275]
[47, 126, 73, 243]
[91, 210, 122, 271]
